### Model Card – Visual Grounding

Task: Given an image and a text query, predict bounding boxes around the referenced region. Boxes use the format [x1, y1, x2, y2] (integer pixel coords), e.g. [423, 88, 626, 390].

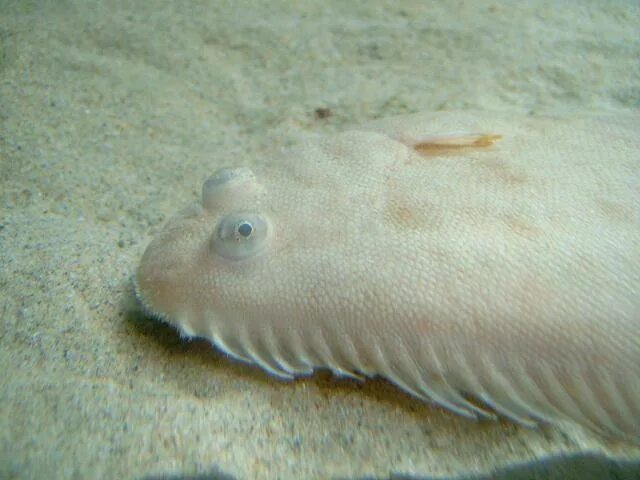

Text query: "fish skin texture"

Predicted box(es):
[136, 111, 640, 441]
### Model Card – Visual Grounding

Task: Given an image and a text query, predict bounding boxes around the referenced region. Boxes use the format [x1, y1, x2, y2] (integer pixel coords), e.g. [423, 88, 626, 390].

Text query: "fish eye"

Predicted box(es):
[202, 167, 257, 211]
[211, 212, 271, 260]
[237, 221, 253, 237]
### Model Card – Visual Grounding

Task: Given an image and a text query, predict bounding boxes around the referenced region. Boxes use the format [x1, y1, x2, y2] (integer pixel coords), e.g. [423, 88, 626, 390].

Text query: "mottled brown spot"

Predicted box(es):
[385, 200, 420, 229]
[382, 180, 437, 231]
[476, 158, 528, 186]
[596, 199, 635, 224]
[502, 214, 541, 239]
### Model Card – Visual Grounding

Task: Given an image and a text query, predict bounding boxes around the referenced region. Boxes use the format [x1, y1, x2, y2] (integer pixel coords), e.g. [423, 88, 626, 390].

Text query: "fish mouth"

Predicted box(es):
[134, 251, 220, 340]
[134, 215, 203, 327]
[134, 249, 180, 325]
[134, 256, 203, 338]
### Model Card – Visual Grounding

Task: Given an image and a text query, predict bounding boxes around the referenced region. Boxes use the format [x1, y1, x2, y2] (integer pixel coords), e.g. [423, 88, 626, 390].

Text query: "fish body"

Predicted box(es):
[136, 111, 640, 440]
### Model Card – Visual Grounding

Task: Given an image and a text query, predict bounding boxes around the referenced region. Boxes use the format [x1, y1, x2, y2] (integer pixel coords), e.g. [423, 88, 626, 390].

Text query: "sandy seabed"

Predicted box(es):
[1, 1, 639, 479]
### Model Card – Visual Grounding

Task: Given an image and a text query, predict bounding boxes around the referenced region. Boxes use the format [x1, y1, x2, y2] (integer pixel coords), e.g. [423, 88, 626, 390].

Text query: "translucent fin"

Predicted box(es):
[212, 332, 253, 364]
[245, 342, 295, 379]
[309, 327, 363, 379]
[417, 345, 496, 420]
[404, 348, 486, 419]
[533, 363, 602, 433]
[197, 310, 639, 440]
[602, 375, 635, 428]
[270, 328, 314, 376]
[363, 339, 491, 420]
[328, 333, 366, 381]
[214, 322, 293, 379]
[369, 341, 433, 403]
[470, 355, 541, 427]
[601, 369, 640, 436]
[505, 363, 563, 426]
[569, 368, 626, 436]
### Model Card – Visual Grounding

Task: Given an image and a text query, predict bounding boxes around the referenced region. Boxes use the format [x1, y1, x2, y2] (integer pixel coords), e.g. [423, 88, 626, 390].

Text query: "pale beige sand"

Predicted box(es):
[1, 1, 639, 479]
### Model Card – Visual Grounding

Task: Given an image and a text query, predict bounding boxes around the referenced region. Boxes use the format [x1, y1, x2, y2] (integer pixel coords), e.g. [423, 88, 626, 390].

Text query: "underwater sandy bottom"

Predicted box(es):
[1, 1, 639, 479]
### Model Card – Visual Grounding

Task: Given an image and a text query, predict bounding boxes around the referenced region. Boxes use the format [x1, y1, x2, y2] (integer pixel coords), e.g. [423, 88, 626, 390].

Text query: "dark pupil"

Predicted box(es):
[237, 222, 253, 237]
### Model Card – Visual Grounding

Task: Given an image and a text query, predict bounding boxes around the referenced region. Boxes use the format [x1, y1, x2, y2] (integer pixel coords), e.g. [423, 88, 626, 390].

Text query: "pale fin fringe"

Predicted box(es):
[416, 344, 496, 419]
[307, 327, 362, 379]
[598, 372, 633, 428]
[368, 341, 433, 403]
[350, 337, 639, 439]
[256, 326, 300, 379]
[505, 363, 565, 426]
[202, 316, 638, 440]
[535, 363, 603, 432]
[468, 355, 541, 427]
[603, 368, 640, 431]
[209, 319, 296, 379]
[328, 333, 366, 381]
[569, 367, 625, 436]
[391, 342, 494, 419]
[207, 319, 253, 363]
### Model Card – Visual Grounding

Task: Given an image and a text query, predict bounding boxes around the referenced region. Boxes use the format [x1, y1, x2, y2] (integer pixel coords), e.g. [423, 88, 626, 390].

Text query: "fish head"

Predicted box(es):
[134, 130, 408, 365]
